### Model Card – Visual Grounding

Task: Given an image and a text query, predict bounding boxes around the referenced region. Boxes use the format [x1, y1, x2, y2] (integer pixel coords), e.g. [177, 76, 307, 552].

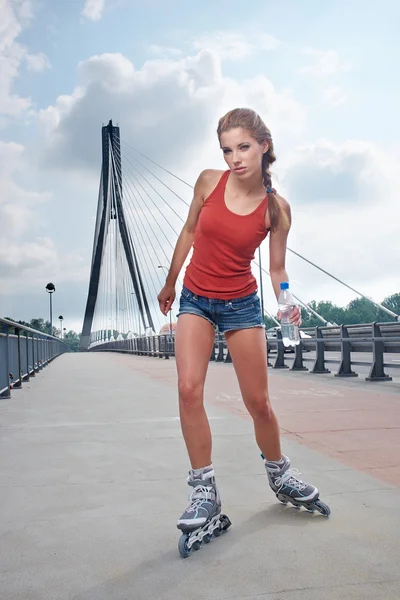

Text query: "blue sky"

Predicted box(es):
[11, 0, 399, 144]
[1, 0, 399, 333]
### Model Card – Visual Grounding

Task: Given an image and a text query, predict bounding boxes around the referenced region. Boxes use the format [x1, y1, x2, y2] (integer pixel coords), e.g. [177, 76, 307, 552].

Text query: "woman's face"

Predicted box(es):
[219, 127, 267, 181]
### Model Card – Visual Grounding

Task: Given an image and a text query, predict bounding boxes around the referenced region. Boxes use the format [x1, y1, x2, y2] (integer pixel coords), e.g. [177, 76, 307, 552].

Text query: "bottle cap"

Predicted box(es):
[280, 282, 289, 290]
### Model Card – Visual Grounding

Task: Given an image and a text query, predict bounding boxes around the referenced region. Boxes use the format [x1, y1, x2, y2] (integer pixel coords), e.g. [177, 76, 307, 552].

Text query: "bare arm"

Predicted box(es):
[157, 170, 218, 315]
[268, 197, 301, 326]
[269, 195, 292, 301]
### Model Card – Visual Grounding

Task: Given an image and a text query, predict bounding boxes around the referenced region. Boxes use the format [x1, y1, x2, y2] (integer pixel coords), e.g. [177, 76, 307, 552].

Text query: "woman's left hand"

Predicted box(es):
[278, 305, 302, 326]
[290, 305, 302, 326]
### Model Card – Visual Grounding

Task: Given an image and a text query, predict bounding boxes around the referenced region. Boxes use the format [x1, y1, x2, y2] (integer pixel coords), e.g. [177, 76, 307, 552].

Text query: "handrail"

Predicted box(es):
[0, 317, 69, 399]
[0, 316, 69, 342]
[87, 321, 400, 383]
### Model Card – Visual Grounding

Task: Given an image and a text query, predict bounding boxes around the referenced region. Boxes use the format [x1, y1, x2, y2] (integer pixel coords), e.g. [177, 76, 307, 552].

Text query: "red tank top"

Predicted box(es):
[183, 170, 269, 299]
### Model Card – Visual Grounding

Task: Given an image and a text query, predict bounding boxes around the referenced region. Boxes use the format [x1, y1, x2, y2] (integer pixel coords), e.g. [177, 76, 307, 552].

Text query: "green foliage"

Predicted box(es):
[0, 317, 81, 351]
[263, 315, 278, 329]
[381, 293, 400, 317]
[62, 330, 81, 352]
[269, 292, 400, 328]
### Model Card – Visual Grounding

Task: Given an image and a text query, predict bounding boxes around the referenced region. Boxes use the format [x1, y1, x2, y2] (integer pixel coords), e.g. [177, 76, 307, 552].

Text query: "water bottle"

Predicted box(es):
[278, 282, 300, 347]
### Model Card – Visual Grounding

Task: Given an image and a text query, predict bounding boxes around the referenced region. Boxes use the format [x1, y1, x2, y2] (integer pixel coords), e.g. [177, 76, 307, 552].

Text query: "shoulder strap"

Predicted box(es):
[204, 170, 230, 203]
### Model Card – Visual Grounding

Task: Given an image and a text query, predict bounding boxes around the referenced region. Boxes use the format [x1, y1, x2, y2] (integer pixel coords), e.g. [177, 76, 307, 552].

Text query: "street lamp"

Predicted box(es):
[58, 315, 64, 339]
[45, 282, 55, 335]
[157, 265, 172, 334]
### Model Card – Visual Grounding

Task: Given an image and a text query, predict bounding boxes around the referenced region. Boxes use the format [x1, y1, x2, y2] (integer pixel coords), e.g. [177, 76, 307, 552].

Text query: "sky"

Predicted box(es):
[1, 0, 399, 334]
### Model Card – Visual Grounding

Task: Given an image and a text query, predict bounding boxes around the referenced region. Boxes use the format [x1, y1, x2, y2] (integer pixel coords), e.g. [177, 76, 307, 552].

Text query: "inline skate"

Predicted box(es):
[177, 466, 231, 558]
[262, 454, 331, 516]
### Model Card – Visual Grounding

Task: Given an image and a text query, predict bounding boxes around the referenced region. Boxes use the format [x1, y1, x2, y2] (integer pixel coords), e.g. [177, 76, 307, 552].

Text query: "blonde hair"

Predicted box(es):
[217, 108, 289, 231]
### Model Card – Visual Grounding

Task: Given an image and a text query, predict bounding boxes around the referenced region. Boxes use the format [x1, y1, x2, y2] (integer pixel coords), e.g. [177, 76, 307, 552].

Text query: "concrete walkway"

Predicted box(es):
[1, 353, 399, 600]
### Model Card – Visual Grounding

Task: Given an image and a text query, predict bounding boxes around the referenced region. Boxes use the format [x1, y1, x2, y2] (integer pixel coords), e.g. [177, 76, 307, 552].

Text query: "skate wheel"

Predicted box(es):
[220, 514, 232, 531]
[213, 529, 221, 537]
[192, 540, 202, 551]
[313, 499, 331, 517]
[178, 534, 192, 558]
[203, 534, 212, 543]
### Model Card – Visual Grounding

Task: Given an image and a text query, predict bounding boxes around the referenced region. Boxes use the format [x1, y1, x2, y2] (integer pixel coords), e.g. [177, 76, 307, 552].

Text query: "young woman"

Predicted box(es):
[157, 108, 328, 538]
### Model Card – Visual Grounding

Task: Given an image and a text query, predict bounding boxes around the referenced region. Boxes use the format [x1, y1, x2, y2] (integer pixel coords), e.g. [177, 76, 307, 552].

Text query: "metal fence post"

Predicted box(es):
[216, 334, 224, 362]
[164, 335, 170, 359]
[366, 323, 392, 382]
[0, 324, 11, 399]
[290, 341, 308, 371]
[335, 325, 358, 378]
[273, 329, 288, 369]
[311, 327, 331, 374]
[32, 335, 37, 374]
[224, 349, 232, 363]
[266, 334, 272, 367]
[13, 330, 23, 388]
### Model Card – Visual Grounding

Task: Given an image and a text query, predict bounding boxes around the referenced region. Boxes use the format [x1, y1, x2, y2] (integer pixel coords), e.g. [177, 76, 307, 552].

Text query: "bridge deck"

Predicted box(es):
[1, 353, 399, 600]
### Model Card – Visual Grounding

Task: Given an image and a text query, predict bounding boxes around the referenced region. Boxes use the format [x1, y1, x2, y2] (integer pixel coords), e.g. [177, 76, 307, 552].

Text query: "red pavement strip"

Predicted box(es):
[110, 354, 400, 488]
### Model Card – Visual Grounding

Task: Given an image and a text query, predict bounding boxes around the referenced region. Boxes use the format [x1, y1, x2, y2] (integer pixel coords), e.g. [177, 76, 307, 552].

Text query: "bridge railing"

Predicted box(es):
[0, 317, 69, 399]
[87, 321, 400, 382]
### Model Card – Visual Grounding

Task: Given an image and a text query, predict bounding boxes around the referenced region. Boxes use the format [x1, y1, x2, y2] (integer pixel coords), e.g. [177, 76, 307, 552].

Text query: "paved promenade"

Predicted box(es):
[1, 352, 399, 600]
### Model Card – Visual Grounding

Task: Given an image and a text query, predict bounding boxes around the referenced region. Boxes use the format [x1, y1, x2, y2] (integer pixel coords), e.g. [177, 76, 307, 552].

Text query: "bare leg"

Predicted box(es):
[175, 314, 215, 469]
[225, 327, 281, 460]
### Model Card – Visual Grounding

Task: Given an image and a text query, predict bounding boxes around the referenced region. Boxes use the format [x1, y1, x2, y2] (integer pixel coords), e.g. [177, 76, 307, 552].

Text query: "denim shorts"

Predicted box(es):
[177, 285, 265, 333]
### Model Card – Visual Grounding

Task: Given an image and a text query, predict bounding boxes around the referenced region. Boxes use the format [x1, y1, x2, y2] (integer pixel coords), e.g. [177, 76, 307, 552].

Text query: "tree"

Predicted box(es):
[343, 297, 379, 325]
[379, 293, 400, 321]
[263, 315, 278, 329]
[264, 291, 400, 329]
[62, 330, 81, 352]
[29, 318, 48, 333]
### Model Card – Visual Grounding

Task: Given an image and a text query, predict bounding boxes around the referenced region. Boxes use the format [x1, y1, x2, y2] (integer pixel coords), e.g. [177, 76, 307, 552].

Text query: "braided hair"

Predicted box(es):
[217, 108, 289, 232]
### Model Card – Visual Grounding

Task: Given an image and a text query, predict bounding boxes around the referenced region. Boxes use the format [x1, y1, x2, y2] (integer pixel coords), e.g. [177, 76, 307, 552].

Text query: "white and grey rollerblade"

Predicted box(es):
[177, 466, 231, 558]
[262, 454, 331, 516]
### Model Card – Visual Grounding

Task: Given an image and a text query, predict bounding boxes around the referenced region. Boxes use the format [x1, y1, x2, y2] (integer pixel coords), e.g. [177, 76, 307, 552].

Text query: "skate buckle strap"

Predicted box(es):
[275, 468, 307, 492]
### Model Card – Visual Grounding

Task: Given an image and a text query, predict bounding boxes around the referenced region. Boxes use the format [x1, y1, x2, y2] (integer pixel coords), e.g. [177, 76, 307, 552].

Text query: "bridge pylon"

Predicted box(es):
[80, 120, 154, 350]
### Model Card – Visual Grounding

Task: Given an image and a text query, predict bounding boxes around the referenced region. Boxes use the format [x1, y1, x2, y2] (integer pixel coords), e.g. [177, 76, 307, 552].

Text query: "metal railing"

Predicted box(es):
[87, 321, 400, 383]
[0, 317, 69, 399]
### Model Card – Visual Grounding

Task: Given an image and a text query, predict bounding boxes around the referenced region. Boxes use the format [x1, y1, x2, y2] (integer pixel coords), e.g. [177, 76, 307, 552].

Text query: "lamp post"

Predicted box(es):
[58, 315, 64, 339]
[45, 283, 55, 335]
[157, 265, 172, 334]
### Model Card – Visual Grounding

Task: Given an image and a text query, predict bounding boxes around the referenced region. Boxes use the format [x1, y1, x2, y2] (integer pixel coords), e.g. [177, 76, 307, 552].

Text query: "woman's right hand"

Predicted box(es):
[157, 284, 176, 316]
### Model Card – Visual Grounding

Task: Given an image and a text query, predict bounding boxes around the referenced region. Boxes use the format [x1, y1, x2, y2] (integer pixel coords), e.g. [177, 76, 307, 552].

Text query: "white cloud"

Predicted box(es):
[82, 0, 106, 21]
[38, 50, 305, 177]
[270, 139, 400, 307]
[299, 48, 351, 77]
[322, 85, 347, 106]
[0, 237, 57, 274]
[25, 51, 51, 72]
[193, 30, 280, 60]
[0, 0, 32, 117]
[0, 141, 51, 238]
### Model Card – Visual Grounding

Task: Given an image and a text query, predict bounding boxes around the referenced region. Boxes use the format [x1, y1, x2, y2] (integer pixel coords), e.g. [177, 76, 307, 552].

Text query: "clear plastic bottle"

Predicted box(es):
[278, 282, 300, 347]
